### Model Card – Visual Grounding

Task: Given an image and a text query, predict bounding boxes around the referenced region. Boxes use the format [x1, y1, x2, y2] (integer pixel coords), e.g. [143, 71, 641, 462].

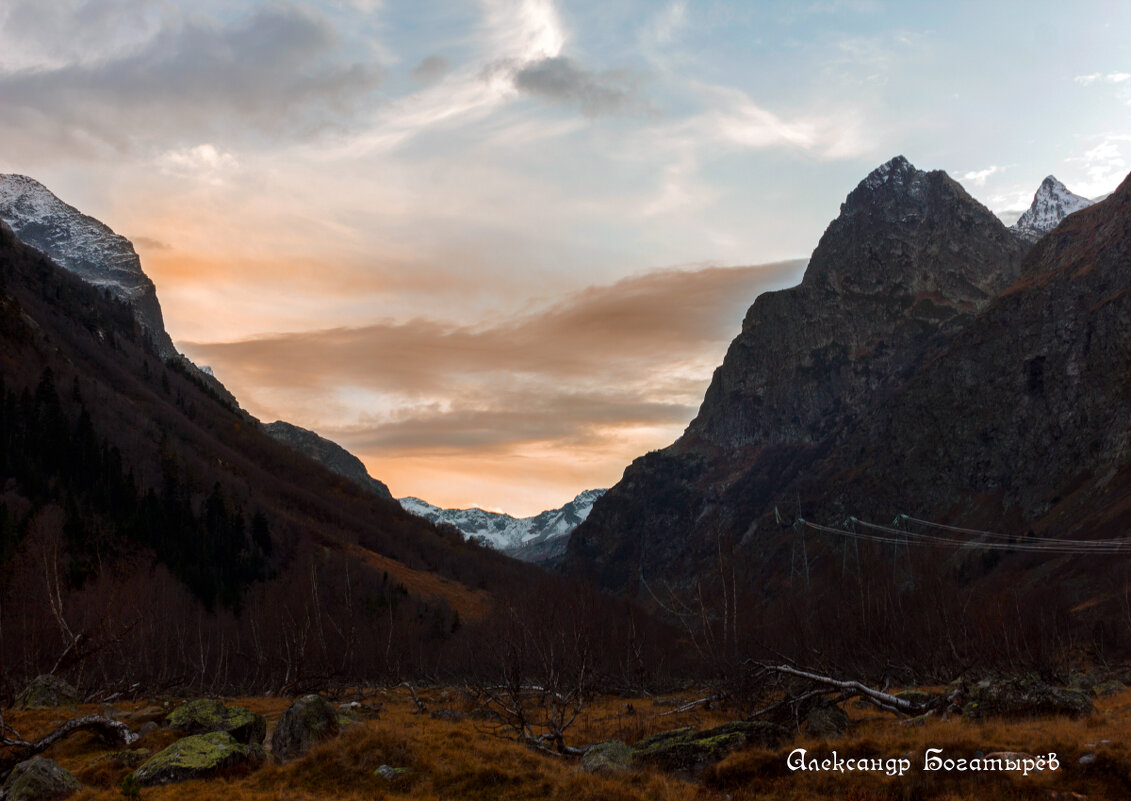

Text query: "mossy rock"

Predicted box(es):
[804, 703, 849, 738]
[14, 675, 78, 709]
[131, 732, 266, 786]
[2, 757, 81, 801]
[166, 699, 266, 744]
[270, 694, 340, 763]
[1094, 680, 1126, 697]
[961, 676, 1095, 720]
[375, 765, 409, 780]
[894, 689, 933, 706]
[633, 721, 785, 775]
[581, 740, 633, 774]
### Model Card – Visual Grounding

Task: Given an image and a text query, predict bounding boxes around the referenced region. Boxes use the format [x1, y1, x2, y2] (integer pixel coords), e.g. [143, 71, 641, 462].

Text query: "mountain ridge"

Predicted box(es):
[400, 488, 605, 563]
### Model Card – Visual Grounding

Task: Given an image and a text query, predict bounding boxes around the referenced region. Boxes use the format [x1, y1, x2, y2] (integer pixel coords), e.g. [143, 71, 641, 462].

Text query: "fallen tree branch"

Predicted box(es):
[657, 693, 726, 717]
[760, 664, 930, 717]
[400, 682, 427, 714]
[1, 715, 137, 779]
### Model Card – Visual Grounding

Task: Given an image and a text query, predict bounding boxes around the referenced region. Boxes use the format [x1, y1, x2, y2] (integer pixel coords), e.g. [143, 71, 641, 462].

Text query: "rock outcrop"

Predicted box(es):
[1, 757, 81, 801]
[270, 694, 340, 763]
[132, 732, 266, 786]
[14, 676, 78, 709]
[166, 699, 267, 745]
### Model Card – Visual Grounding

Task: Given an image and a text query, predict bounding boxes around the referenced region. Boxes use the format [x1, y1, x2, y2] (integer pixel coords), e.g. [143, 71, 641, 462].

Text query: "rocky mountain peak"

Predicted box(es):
[1011, 175, 1094, 243]
[0, 173, 177, 359]
[801, 156, 1021, 304]
[859, 154, 919, 191]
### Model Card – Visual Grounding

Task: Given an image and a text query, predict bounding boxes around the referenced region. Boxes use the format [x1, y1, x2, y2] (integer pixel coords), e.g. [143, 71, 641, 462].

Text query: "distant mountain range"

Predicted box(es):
[400, 489, 605, 563]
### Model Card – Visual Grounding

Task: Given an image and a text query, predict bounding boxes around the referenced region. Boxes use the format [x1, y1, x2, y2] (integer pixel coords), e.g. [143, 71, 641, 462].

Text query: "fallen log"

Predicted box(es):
[1, 715, 137, 779]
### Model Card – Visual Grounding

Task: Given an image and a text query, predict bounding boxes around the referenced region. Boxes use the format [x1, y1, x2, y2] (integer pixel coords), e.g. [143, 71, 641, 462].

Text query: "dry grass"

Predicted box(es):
[4, 686, 1131, 800]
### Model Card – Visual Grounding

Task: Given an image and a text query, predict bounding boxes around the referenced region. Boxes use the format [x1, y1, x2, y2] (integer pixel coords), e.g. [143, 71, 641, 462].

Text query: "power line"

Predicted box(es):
[795, 515, 1131, 555]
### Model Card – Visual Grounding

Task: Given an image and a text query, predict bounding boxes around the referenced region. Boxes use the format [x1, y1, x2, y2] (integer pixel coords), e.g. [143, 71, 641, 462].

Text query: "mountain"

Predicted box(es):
[0, 209, 562, 689]
[565, 156, 1026, 592]
[263, 420, 393, 500]
[400, 489, 605, 563]
[0, 174, 176, 359]
[564, 157, 1131, 666]
[1010, 175, 1094, 243]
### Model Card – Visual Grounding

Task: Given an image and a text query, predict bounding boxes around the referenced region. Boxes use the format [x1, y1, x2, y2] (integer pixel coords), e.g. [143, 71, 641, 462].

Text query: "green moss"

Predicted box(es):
[166, 699, 266, 744]
[132, 732, 265, 787]
[271, 694, 340, 763]
[581, 740, 633, 774]
[2, 757, 81, 801]
[632, 721, 784, 774]
[14, 675, 78, 709]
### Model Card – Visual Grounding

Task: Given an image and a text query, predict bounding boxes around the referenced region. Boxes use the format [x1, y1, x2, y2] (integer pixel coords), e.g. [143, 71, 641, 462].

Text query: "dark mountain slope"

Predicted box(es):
[565, 157, 1028, 594]
[564, 162, 1131, 671]
[263, 420, 393, 500]
[0, 218, 546, 689]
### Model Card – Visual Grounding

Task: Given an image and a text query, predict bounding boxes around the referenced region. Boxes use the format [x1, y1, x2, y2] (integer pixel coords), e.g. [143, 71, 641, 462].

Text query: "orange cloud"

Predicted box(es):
[182, 259, 806, 513]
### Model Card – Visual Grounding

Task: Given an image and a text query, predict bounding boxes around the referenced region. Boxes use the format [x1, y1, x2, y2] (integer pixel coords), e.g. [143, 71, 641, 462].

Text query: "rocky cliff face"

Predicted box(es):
[0, 174, 177, 359]
[263, 421, 393, 500]
[564, 157, 1131, 597]
[688, 156, 1026, 451]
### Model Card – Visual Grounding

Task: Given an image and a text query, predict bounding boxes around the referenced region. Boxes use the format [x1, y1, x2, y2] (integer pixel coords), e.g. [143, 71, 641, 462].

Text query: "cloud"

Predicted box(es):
[157, 144, 239, 185]
[131, 236, 171, 251]
[650, 1, 688, 46]
[0, 3, 383, 159]
[183, 259, 804, 432]
[1076, 72, 1131, 86]
[1066, 134, 1131, 197]
[962, 165, 1002, 186]
[182, 258, 805, 511]
[411, 54, 450, 84]
[512, 56, 649, 117]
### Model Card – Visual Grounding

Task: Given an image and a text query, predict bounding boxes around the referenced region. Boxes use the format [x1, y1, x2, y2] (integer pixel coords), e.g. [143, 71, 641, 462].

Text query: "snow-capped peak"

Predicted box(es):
[0, 173, 177, 359]
[1011, 175, 1093, 244]
[861, 155, 918, 191]
[398, 489, 606, 562]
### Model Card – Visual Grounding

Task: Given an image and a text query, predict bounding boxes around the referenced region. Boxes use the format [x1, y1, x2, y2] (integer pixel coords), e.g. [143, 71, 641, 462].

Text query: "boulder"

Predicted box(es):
[14, 676, 78, 709]
[270, 694, 340, 762]
[1094, 680, 1126, 698]
[166, 699, 266, 744]
[375, 765, 409, 780]
[633, 721, 786, 775]
[131, 732, 266, 786]
[961, 676, 1095, 720]
[581, 740, 633, 774]
[1, 757, 81, 801]
[804, 703, 849, 738]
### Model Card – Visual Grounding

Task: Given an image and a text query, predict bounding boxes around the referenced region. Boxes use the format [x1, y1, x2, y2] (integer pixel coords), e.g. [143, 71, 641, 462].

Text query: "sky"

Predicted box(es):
[1, 0, 1129, 515]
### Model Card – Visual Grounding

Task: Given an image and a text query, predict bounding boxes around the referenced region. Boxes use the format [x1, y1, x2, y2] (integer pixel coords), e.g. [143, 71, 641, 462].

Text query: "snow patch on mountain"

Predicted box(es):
[1011, 176, 1094, 243]
[399, 489, 605, 561]
[0, 173, 177, 358]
